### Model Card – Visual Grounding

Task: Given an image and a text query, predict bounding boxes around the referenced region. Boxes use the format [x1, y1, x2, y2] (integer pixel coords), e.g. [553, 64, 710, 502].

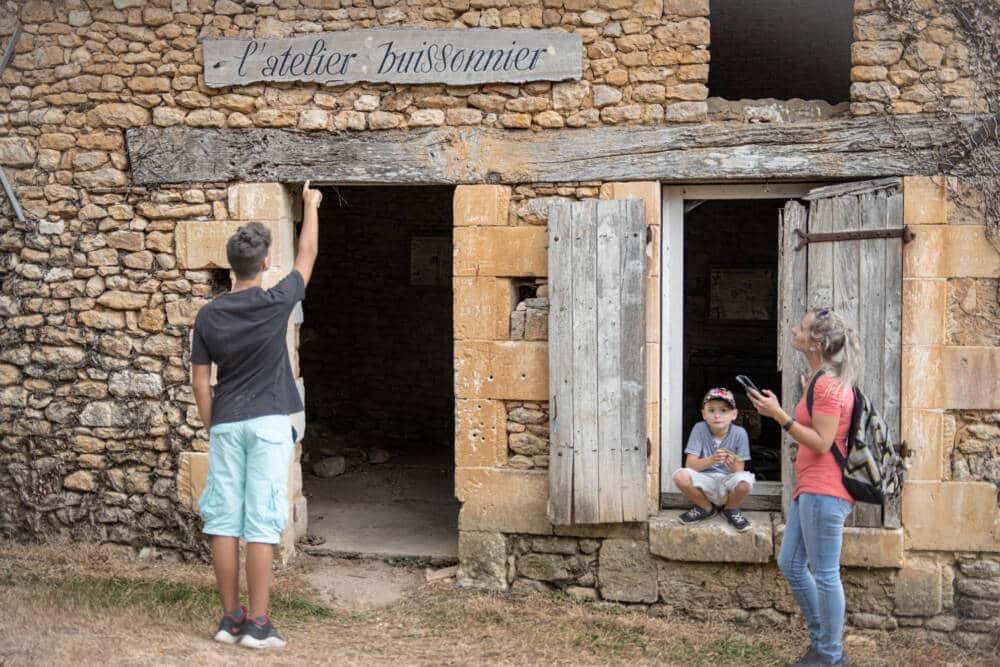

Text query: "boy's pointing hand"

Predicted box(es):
[303, 180, 323, 209]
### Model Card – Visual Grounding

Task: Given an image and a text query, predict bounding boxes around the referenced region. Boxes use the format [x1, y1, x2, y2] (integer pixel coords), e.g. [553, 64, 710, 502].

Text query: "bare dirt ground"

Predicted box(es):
[0, 542, 988, 667]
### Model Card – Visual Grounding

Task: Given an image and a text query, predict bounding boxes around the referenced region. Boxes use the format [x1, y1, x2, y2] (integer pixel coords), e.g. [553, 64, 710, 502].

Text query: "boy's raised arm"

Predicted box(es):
[294, 180, 322, 288]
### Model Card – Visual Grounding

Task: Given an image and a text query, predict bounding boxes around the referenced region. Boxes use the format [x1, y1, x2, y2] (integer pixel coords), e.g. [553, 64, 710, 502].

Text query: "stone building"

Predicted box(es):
[1, 0, 998, 648]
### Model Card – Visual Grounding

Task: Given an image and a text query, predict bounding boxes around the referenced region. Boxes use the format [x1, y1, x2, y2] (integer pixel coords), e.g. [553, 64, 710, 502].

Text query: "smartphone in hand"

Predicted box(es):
[735, 374, 760, 395]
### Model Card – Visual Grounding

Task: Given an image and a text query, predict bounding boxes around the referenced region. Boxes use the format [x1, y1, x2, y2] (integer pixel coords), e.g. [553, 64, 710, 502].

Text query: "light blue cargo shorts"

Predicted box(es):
[198, 414, 295, 544]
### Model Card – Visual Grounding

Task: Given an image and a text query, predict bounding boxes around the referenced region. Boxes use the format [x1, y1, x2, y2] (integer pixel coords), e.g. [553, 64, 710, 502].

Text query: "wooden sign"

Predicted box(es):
[203, 28, 583, 88]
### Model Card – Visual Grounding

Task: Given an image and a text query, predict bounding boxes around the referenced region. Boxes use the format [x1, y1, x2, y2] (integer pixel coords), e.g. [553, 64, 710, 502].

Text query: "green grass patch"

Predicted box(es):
[0, 568, 332, 622]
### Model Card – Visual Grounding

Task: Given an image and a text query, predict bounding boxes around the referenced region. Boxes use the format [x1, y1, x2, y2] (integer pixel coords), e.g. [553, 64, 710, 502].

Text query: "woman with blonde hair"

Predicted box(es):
[748, 307, 861, 667]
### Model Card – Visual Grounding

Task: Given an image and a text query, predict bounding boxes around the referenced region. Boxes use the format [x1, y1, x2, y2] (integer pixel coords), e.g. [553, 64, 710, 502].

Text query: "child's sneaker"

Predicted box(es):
[679, 505, 716, 524]
[722, 508, 751, 532]
[239, 613, 287, 649]
[212, 607, 247, 644]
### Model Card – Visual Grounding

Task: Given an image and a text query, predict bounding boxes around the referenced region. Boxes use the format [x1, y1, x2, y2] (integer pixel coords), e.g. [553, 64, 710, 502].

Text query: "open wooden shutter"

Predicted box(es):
[548, 199, 647, 525]
[778, 178, 904, 528]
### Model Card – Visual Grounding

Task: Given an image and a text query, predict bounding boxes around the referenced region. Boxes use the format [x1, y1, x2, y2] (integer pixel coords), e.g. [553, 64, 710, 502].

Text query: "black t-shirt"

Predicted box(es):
[191, 270, 305, 427]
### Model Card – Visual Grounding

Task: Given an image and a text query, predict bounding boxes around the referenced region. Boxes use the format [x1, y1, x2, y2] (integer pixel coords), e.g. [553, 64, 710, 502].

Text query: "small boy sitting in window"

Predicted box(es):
[672, 388, 755, 531]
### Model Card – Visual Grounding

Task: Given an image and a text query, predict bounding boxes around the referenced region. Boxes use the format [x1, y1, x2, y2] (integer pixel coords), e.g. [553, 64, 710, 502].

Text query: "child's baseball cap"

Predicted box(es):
[702, 387, 736, 409]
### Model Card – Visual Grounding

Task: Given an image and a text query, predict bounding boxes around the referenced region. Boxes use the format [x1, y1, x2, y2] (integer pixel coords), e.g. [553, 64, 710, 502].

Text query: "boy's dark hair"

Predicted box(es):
[226, 222, 271, 280]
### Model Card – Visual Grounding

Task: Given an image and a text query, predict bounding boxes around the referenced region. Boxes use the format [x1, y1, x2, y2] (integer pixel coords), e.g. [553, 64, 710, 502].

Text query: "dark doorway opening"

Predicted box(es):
[709, 0, 853, 104]
[299, 185, 458, 559]
[682, 199, 783, 488]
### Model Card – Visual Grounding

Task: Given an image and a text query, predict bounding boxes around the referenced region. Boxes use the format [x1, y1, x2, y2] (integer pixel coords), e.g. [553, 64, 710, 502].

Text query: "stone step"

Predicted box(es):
[649, 509, 775, 563]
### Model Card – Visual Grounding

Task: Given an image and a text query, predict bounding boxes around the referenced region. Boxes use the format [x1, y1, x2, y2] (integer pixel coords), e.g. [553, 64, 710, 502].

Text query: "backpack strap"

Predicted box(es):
[805, 368, 826, 417]
[805, 369, 848, 468]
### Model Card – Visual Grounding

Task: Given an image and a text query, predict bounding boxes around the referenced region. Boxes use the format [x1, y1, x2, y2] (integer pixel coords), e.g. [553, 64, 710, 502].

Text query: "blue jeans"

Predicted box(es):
[778, 493, 853, 663]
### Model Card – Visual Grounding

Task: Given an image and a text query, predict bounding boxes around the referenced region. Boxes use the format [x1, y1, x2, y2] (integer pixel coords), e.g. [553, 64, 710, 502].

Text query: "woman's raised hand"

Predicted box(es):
[748, 388, 782, 420]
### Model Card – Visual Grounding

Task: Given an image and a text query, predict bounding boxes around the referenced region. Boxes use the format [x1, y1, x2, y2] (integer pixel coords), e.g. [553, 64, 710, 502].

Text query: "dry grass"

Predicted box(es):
[0, 542, 984, 667]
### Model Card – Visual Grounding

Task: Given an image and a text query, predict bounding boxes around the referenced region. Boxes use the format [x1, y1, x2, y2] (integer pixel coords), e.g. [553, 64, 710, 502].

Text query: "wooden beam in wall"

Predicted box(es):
[126, 114, 983, 186]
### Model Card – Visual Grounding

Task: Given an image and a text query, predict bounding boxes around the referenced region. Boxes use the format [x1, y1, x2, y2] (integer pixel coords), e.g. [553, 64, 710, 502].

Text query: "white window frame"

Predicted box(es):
[659, 183, 824, 498]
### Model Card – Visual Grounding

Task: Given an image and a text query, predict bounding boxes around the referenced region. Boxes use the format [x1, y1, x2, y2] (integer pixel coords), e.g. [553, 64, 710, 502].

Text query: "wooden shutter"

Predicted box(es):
[778, 178, 903, 528]
[548, 199, 647, 525]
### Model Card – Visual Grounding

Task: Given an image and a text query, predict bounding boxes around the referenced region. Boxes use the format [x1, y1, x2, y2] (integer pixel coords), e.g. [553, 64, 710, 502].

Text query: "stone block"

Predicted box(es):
[458, 531, 509, 591]
[942, 347, 1000, 409]
[177, 451, 209, 512]
[455, 467, 552, 535]
[774, 524, 903, 568]
[292, 494, 308, 539]
[455, 398, 507, 467]
[902, 481, 1000, 552]
[902, 279, 946, 346]
[598, 538, 658, 603]
[901, 344, 943, 409]
[903, 176, 948, 226]
[175, 220, 295, 270]
[895, 559, 943, 616]
[453, 185, 511, 226]
[903, 225, 1000, 279]
[901, 408, 943, 481]
[228, 182, 294, 222]
[454, 341, 548, 401]
[553, 522, 647, 540]
[650, 511, 773, 563]
[656, 560, 783, 611]
[840, 527, 904, 568]
[453, 277, 513, 341]
[453, 227, 547, 277]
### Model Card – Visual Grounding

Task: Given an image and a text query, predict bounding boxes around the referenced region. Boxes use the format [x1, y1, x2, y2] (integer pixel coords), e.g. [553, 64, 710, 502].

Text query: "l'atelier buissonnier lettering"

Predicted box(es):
[238, 39, 358, 78]
[235, 37, 551, 80]
[375, 40, 551, 75]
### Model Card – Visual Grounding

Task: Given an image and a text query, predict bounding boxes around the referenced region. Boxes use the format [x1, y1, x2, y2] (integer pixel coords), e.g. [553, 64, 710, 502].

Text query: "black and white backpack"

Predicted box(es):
[806, 371, 905, 505]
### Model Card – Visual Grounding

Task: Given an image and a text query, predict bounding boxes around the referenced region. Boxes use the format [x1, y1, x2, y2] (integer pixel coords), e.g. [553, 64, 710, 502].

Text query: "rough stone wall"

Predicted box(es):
[0, 181, 229, 547]
[0, 0, 715, 144]
[850, 0, 984, 115]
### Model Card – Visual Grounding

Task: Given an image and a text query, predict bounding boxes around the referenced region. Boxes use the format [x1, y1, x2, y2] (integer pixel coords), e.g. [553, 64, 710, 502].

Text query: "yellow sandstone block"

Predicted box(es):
[902, 481, 1000, 552]
[941, 346, 1000, 409]
[455, 467, 552, 535]
[177, 451, 209, 512]
[902, 279, 946, 346]
[453, 227, 547, 277]
[901, 408, 944, 481]
[455, 399, 507, 467]
[453, 277, 514, 341]
[903, 176, 948, 226]
[901, 345, 943, 409]
[228, 182, 296, 222]
[454, 341, 548, 400]
[903, 225, 1000, 279]
[176, 220, 295, 270]
[453, 185, 512, 226]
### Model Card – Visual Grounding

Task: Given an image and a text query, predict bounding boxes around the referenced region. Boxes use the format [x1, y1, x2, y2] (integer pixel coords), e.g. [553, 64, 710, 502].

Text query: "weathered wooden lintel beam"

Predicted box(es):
[126, 115, 987, 186]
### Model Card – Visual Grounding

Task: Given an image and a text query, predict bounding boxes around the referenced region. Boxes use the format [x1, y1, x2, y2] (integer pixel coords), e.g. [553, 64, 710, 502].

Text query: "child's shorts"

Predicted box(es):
[199, 414, 295, 544]
[673, 468, 756, 507]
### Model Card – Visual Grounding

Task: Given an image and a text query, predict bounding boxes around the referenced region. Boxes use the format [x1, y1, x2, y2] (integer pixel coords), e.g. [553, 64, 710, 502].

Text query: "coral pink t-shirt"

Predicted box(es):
[793, 374, 855, 504]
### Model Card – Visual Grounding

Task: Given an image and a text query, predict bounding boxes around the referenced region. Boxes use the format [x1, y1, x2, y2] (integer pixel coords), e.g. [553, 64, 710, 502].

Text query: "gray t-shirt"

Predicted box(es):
[191, 270, 304, 427]
[684, 421, 751, 475]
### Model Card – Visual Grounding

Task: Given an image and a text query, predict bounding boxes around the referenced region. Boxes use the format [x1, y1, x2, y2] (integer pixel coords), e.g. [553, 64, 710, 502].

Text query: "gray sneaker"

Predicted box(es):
[786, 645, 819, 666]
[212, 607, 246, 645]
[239, 614, 287, 649]
[679, 505, 717, 524]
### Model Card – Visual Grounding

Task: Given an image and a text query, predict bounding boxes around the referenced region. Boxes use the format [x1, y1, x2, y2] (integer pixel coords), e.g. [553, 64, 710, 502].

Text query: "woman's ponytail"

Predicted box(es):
[809, 308, 863, 387]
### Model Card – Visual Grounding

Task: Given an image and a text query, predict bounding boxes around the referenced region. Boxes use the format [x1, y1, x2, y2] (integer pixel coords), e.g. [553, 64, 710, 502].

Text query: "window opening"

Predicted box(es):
[708, 0, 853, 104]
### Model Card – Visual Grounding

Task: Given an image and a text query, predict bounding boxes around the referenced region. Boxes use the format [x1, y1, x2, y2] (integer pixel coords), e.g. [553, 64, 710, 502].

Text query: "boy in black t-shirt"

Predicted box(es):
[191, 181, 322, 649]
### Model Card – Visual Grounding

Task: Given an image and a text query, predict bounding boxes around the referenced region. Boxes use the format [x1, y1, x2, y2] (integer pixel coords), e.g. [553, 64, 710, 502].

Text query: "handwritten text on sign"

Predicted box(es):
[203, 29, 583, 88]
